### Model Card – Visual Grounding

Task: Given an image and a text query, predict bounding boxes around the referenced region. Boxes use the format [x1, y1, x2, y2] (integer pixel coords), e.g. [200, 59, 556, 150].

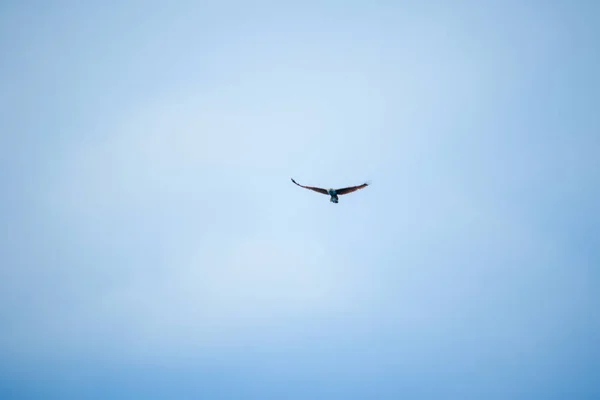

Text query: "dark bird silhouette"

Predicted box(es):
[291, 178, 369, 203]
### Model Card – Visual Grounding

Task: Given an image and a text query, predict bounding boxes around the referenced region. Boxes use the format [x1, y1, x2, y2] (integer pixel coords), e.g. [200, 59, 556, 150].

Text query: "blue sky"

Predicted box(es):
[1, 1, 599, 398]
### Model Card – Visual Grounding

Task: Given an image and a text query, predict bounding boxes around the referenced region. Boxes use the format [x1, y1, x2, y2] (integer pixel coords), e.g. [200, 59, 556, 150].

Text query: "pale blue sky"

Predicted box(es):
[1, 1, 599, 399]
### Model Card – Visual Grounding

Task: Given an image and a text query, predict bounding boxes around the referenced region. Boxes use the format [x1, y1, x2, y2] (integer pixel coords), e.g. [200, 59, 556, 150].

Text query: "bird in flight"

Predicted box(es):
[291, 178, 369, 203]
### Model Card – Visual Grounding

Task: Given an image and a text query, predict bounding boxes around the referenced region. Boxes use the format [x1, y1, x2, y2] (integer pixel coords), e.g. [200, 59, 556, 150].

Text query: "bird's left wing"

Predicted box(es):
[335, 182, 369, 195]
[291, 178, 329, 195]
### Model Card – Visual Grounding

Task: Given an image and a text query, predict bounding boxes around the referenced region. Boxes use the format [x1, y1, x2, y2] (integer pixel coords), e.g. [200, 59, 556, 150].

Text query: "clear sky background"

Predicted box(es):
[1, 1, 599, 399]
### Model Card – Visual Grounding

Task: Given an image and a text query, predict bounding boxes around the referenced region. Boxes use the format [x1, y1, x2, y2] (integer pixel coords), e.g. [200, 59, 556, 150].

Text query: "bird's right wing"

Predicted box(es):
[291, 178, 329, 195]
[335, 182, 369, 195]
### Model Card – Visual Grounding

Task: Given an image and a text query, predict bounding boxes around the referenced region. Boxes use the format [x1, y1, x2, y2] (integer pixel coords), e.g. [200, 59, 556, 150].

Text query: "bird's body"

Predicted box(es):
[291, 178, 368, 203]
[328, 189, 339, 203]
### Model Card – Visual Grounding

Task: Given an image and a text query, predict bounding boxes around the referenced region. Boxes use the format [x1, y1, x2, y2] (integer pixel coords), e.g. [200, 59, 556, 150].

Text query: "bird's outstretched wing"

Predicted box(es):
[335, 182, 369, 195]
[291, 178, 329, 195]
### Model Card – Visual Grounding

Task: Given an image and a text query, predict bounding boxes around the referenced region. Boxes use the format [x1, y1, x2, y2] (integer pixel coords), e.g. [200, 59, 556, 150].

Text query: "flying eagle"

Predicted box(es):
[291, 178, 369, 203]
